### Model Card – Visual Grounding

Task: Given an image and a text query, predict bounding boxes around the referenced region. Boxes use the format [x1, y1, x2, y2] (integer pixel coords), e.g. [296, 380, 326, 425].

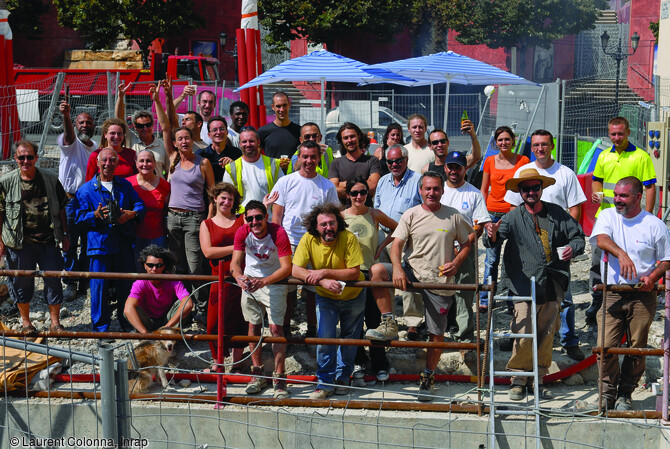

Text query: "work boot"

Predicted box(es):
[614, 395, 633, 411]
[63, 284, 78, 302]
[245, 366, 268, 394]
[417, 372, 435, 402]
[365, 315, 399, 341]
[272, 372, 289, 399]
[585, 297, 602, 323]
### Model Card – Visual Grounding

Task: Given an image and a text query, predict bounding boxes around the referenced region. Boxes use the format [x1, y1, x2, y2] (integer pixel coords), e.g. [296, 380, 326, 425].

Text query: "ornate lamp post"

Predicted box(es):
[600, 30, 640, 111]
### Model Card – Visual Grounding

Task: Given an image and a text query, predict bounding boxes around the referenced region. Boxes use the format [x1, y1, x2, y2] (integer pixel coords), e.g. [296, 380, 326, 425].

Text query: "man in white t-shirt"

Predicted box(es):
[271, 140, 339, 337]
[368, 172, 473, 401]
[231, 200, 293, 399]
[590, 176, 670, 411]
[58, 99, 97, 301]
[504, 129, 587, 361]
[440, 151, 490, 343]
[222, 129, 283, 208]
[403, 114, 434, 173]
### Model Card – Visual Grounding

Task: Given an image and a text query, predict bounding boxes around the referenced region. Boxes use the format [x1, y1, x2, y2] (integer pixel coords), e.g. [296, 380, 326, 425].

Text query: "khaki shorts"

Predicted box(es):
[242, 284, 288, 325]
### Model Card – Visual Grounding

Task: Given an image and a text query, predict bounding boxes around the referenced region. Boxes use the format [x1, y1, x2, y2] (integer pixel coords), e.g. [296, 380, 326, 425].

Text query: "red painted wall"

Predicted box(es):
[626, 0, 658, 101]
[447, 33, 509, 70]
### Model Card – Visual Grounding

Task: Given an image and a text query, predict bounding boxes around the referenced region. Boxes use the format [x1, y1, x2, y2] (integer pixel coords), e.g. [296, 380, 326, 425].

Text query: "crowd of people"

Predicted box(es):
[2, 83, 668, 408]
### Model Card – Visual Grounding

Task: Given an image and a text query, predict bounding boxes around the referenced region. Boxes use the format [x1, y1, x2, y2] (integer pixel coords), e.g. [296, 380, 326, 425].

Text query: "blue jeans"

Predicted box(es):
[559, 285, 578, 348]
[133, 235, 168, 272]
[480, 213, 504, 307]
[315, 290, 366, 391]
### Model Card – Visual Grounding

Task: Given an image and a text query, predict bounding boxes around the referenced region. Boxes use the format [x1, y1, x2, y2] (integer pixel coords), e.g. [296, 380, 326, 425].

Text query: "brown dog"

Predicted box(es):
[128, 326, 180, 394]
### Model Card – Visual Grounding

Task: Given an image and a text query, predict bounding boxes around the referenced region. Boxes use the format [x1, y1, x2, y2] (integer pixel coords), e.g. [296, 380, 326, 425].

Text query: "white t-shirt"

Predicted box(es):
[589, 208, 670, 284]
[404, 142, 435, 173]
[504, 161, 586, 210]
[222, 158, 285, 207]
[271, 172, 339, 245]
[441, 182, 491, 227]
[57, 134, 97, 194]
[233, 223, 292, 277]
[228, 127, 239, 148]
[127, 132, 167, 178]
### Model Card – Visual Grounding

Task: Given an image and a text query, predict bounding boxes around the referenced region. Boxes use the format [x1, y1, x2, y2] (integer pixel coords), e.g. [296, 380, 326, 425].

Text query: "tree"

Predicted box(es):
[429, 0, 608, 49]
[6, 0, 49, 36]
[52, 0, 205, 66]
[258, 0, 418, 53]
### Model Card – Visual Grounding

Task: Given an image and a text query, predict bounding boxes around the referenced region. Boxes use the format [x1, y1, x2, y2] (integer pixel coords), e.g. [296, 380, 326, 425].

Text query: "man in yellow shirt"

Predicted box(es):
[292, 203, 365, 400]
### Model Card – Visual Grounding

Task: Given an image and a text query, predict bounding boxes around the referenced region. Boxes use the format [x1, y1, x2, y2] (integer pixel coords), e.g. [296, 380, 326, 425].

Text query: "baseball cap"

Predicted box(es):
[444, 151, 467, 167]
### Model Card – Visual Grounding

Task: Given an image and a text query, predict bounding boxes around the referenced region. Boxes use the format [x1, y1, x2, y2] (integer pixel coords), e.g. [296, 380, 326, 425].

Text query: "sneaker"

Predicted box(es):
[334, 379, 350, 395]
[614, 395, 634, 411]
[272, 372, 289, 399]
[352, 365, 366, 387]
[63, 284, 78, 302]
[245, 366, 268, 394]
[309, 389, 332, 400]
[527, 384, 553, 399]
[562, 345, 586, 361]
[417, 372, 435, 402]
[376, 369, 390, 382]
[365, 315, 399, 341]
[508, 385, 526, 401]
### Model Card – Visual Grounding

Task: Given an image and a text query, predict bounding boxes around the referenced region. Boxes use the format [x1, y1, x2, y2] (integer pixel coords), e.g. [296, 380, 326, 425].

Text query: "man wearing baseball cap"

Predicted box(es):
[484, 168, 585, 401]
[440, 151, 490, 342]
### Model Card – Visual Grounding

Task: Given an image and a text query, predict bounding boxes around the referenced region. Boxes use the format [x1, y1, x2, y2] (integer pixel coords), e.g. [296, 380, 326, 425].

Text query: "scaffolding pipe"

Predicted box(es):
[591, 347, 663, 356]
[0, 334, 99, 364]
[0, 269, 493, 291]
[18, 390, 665, 419]
[99, 344, 118, 448]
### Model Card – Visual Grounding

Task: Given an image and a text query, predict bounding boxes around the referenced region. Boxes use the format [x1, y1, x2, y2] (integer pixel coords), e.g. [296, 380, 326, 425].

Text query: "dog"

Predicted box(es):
[127, 326, 180, 395]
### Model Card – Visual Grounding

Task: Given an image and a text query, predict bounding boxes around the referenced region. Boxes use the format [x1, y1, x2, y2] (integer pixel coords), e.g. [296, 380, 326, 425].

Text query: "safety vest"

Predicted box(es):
[288, 146, 334, 177]
[225, 156, 281, 207]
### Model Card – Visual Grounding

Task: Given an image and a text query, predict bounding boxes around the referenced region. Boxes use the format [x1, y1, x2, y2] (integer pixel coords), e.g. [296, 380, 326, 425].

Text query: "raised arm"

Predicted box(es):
[153, 83, 174, 160]
[163, 77, 181, 132]
[115, 82, 131, 121]
[60, 100, 76, 146]
[464, 120, 481, 169]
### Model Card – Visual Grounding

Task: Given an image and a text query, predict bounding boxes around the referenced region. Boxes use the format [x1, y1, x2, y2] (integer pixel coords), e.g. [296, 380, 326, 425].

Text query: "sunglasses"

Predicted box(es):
[302, 133, 319, 140]
[519, 184, 542, 193]
[145, 262, 165, 268]
[16, 155, 35, 161]
[240, 125, 257, 132]
[349, 189, 368, 197]
[135, 122, 153, 129]
[245, 214, 264, 223]
[431, 138, 448, 145]
[387, 157, 405, 166]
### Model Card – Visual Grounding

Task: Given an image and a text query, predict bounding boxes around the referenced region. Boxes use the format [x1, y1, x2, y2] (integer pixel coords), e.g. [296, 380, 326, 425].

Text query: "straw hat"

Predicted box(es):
[505, 168, 556, 193]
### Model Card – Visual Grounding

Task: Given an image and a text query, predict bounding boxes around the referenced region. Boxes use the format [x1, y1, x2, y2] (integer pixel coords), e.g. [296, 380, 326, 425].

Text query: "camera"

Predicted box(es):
[105, 199, 121, 226]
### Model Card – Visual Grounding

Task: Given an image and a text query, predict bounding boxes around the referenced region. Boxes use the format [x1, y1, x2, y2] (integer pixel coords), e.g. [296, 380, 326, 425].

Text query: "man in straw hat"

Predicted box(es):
[484, 168, 585, 401]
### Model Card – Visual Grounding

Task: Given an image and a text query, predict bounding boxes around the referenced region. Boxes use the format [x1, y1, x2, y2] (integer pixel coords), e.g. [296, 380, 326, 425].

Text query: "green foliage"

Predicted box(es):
[428, 0, 608, 49]
[52, 0, 205, 65]
[650, 20, 659, 44]
[6, 0, 49, 36]
[259, 0, 418, 53]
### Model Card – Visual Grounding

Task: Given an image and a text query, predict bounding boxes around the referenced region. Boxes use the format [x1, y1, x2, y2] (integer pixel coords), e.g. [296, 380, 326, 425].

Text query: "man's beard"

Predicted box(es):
[321, 230, 337, 242]
[78, 131, 93, 143]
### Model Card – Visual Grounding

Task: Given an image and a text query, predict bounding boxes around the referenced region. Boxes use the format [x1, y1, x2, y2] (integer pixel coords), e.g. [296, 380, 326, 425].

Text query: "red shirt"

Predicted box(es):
[85, 147, 138, 182]
[127, 175, 171, 239]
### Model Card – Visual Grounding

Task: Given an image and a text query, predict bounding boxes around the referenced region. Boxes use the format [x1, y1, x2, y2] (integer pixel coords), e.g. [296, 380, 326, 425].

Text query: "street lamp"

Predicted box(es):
[218, 31, 238, 81]
[600, 30, 640, 111]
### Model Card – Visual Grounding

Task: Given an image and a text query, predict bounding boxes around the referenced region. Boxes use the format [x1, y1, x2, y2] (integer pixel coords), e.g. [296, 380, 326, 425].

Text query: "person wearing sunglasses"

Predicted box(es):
[288, 123, 334, 178]
[504, 129, 588, 362]
[124, 245, 192, 333]
[484, 168, 585, 401]
[478, 126, 530, 312]
[374, 123, 404, 177]
[343, 178, 397, 382]
[116, 82, 170, 178]
[421, 125, 481, 180]
[230, 200, 292, 398]
[199, 182, 247, 371]
[0, 141, 70, 334]
[373, 144, 422, 341]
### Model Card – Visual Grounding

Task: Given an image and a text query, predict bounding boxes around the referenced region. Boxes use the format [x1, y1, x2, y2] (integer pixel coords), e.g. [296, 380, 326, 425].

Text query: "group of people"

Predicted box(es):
[2, 79, 668, 408]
